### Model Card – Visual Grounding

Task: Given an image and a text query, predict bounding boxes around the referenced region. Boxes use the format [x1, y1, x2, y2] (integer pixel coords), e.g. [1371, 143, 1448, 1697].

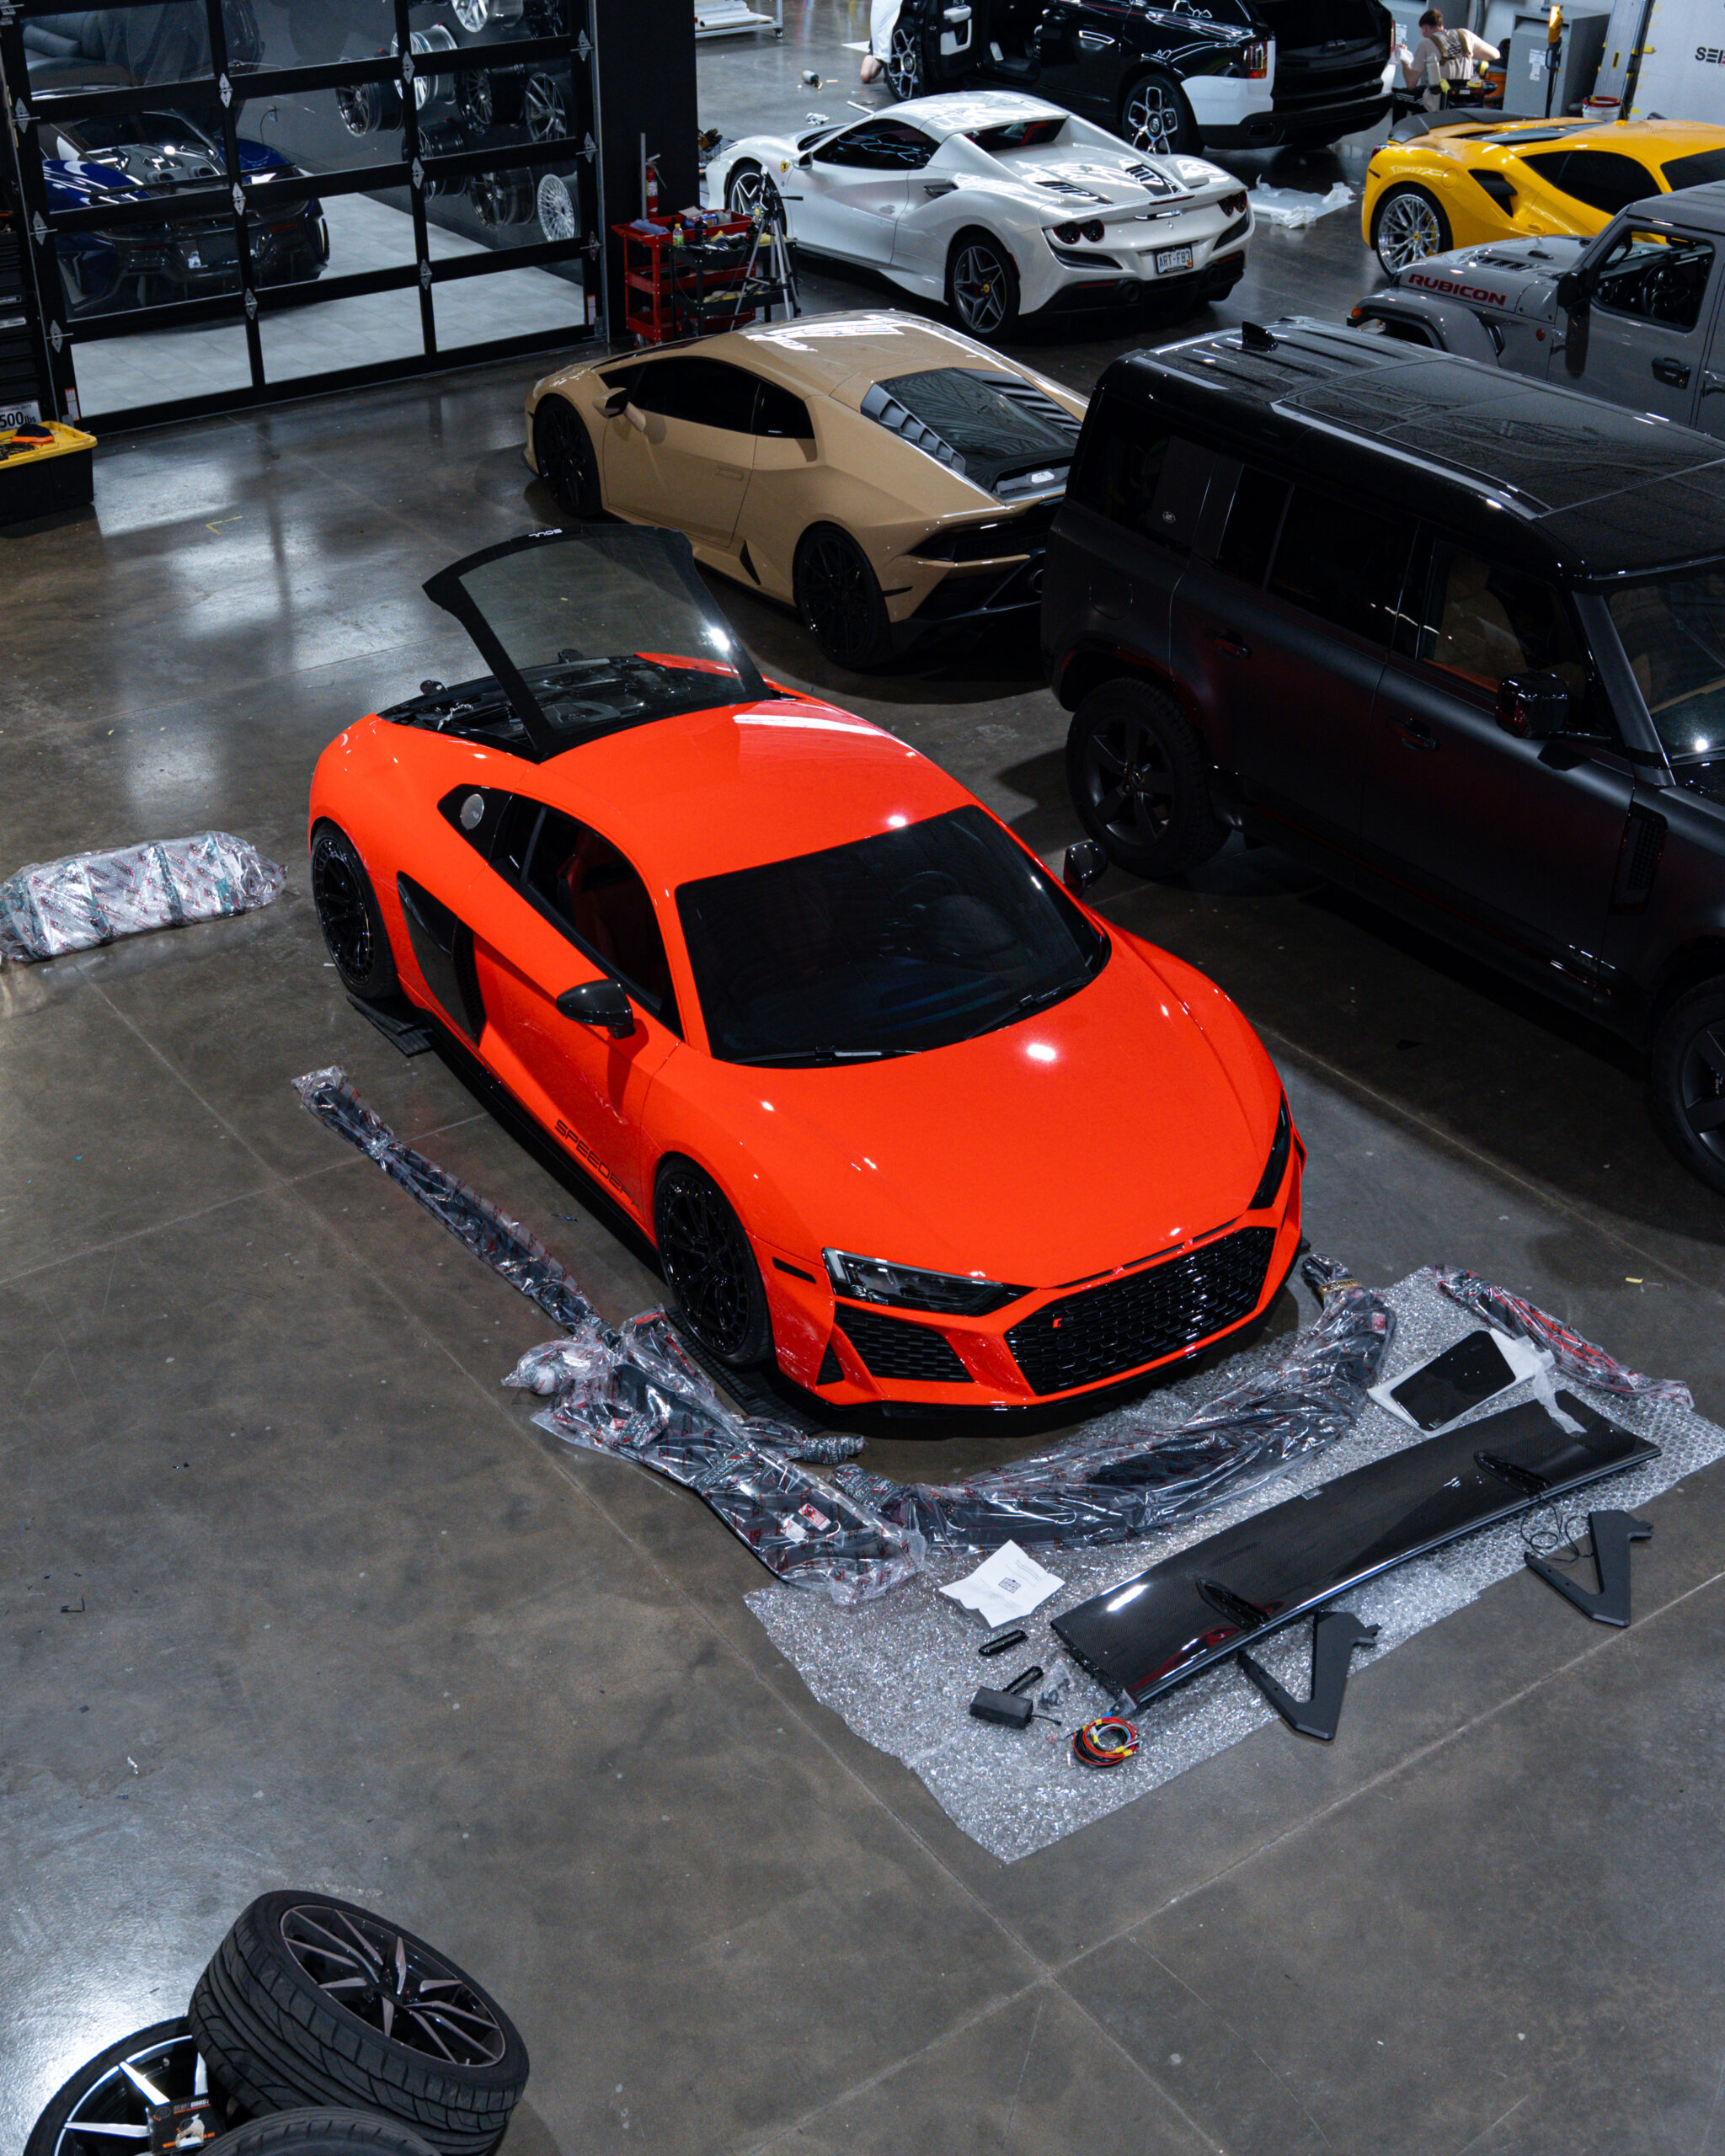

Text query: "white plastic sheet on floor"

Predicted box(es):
[1249, 180, 1356, 231]
[749, 1267, 1721, 1862]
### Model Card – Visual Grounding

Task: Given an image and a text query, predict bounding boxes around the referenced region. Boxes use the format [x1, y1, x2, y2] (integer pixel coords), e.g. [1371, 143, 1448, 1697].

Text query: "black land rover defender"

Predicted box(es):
[1043, 318, 1725, 1190]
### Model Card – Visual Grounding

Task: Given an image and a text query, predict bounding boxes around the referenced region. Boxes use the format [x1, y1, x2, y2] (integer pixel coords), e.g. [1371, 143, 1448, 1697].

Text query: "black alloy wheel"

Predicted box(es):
[533, 397, 601, 517]
[654, 1161, 772, 1367]
[310, 823, 397, 1001]
[24, 2020, 225, 2156]
[467, 169, 533, 228]
[1065, 678, 1227, 879]
[524, 71, 566, 141]
[885, 18, 922, 99]
[946, 232, 1020, 341]
[188, 1891, 528, 2156]
[724, 161, 785, 229]
[1651, 979, 1725, 1193]
[454, 68, 492, 131]
[793, 525, 895, 670]
[1122, 72, 1195, 156]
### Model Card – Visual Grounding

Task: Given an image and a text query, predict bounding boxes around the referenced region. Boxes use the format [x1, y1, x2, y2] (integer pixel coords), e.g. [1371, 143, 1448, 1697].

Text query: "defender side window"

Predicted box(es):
[1215, 467, 1290, 586]
[1065, 403, 1175, 541]
[1417, 546, 1588, 700]
[1266, 487, 1416, 645]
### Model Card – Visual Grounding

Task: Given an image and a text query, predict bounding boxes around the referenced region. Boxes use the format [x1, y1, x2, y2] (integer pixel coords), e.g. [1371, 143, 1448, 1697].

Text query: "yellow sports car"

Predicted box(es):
[525, 311, 1087, 670]
[1363, 115, 1725, 273]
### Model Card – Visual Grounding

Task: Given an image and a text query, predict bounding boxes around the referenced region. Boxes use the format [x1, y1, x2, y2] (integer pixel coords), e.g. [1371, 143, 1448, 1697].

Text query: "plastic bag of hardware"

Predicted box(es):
[1433, 1266, 1693, 1413]
[0, 831, 285, 962]
[539, 1314, 923, 1605]
[833, 1254, 1394, 1553]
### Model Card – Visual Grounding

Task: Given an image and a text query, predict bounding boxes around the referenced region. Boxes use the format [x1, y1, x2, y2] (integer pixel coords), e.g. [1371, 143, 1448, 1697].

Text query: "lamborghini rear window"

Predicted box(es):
[676, 806, 1107, 1065]
[862, 368, 1081, 498]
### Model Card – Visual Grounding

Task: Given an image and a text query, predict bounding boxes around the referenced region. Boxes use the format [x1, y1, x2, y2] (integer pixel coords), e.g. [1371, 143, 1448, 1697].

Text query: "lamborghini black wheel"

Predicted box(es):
[793, 524, 895, 670]
[533, 397, 601, 518]
[654, 1160, 772, 1367]
[310, 822, 397, 1001]
[1066, 678, 1227, 879]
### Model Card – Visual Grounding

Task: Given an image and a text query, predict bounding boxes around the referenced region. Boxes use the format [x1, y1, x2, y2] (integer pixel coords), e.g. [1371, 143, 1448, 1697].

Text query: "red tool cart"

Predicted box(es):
[611, 208, 797, 345]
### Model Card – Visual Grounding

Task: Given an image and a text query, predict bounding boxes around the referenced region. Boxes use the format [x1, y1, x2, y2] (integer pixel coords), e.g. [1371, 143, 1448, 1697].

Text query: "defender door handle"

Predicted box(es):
[1214, 631, 1252, 658]
[1392, 716, 1439, 750]
[716, 464, 749, 478]
[1703, 370, 1725, 397]
[1653, 355, 1691, 387]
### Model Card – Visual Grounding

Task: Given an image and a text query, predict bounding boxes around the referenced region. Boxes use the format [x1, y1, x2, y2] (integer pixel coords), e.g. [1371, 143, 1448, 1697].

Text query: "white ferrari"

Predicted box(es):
[708, 90, 1252, 341]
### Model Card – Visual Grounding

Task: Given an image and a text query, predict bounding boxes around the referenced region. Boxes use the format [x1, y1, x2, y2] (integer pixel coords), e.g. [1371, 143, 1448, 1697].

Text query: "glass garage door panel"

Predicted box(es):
[259, 280, 424, 381]
[431, 255, 585, 350]
[72, 309, 252, 414]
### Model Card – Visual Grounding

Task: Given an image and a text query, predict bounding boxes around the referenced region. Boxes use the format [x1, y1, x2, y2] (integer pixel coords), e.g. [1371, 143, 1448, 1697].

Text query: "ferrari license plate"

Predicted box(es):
[1154, 244, 1194, 275]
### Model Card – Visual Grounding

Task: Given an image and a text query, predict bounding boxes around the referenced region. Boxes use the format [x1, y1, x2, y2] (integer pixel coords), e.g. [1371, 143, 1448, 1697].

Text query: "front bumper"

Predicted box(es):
[761, 1134, 1304, 1411]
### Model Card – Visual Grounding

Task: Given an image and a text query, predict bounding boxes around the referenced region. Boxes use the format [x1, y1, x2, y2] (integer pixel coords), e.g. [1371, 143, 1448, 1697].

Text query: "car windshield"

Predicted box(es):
[676, 806, 1108, 1065]
[62, 112, 208, 152]
[1608, 563, 1725, 762]
[861, 368, 1080, 498]
[427, 526, 768, 753]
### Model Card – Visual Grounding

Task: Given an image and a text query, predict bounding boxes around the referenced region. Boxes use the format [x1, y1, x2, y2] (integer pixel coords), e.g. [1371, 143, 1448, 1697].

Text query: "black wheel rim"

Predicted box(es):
[457, 69, 491, 127]
[1124, 79, 1178, 152]
[525, 72, 564, 141]
[280, 1902, 507, 2068]
[658, 1171, 755, 1358]
[1085, 718, 1178, 846]
[312, 841, 372, 988]
[536, 400, 590, 512]
[886, 22, 921, 98]
[1678, 1020, 1725, 1163]
[800, 533, 879, 667]
[952, 242, 1008, 334]
[34, 2026, 207, 2156]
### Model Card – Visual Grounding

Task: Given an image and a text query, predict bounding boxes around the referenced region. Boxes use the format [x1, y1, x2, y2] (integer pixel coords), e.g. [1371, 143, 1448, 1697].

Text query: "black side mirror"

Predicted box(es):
[1063, 839, 1107, 895]
[796, 150, 812, 169]
[556, 977, 637, 1037]
[1555, 268, 1589, 313]
[1496, 672, 1572, 740]
[600, 386, 632, 419]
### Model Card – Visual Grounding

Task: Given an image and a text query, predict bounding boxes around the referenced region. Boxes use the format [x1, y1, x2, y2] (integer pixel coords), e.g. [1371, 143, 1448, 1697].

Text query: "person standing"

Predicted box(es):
[1405, 8, 1500, 106]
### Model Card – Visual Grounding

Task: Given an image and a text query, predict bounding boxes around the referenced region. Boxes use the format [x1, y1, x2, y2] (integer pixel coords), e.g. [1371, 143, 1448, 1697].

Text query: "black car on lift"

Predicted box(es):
[884, 0, 1392, 156]
[1042, 318, 1725, 1190]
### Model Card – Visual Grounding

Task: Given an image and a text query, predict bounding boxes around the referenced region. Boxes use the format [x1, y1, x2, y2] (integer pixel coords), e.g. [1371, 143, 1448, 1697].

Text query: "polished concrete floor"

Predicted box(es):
[5, 10, 1725, 2154]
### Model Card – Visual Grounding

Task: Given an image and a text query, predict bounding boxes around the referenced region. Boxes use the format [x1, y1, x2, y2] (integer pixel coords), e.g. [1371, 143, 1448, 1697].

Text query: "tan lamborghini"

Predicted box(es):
[523, 310, 1087, 669]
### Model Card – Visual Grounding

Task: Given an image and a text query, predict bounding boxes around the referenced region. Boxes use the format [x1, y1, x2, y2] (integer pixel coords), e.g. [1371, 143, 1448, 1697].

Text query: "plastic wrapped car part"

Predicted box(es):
[295, 1070, 913, 1602]
[1433, 1266, 1694, 1413]
[536, 1315, 923, 1605]
[832, 1252, 1394, 1554]
[0, 832, 285, 963]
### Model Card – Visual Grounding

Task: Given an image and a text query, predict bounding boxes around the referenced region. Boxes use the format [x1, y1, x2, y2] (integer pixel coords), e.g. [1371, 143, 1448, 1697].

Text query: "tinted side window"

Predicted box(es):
[1523, 149, 1659, 216]
[815, 119, 939, 169]
[1417, 546, 1586, 696]
[1215, 467, 1290, 586]
[1592, 227, 1714, 331]
[631, 357, 759, 432]
[1067, 401, 1173, 540]
[1267, 487, 1415, 644]
[754, 380, 814, 439]
[517, 807, 679, 1027]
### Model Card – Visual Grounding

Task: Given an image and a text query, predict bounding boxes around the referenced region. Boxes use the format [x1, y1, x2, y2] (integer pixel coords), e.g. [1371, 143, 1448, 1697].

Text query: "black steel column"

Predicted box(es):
[592, 0, 696, 331]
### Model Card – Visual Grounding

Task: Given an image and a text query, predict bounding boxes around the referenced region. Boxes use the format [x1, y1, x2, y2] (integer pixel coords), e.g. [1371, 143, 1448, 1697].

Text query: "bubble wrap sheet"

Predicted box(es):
[749, 1267, 1725, 1863]
[0, 832, 284, 961]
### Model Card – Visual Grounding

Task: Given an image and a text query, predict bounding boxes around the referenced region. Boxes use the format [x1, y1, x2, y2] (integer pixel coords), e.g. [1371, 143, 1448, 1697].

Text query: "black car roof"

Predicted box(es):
[1106, 321, 1725, 579]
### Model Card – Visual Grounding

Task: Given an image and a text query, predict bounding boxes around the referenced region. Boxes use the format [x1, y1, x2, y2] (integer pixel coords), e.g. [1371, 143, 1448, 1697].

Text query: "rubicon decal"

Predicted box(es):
[1408, 271, 1509, 305]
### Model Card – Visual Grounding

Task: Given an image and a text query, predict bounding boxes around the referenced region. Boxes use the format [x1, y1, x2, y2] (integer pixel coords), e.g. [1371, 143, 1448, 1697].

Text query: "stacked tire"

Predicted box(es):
[189, 1892, 528, 2156]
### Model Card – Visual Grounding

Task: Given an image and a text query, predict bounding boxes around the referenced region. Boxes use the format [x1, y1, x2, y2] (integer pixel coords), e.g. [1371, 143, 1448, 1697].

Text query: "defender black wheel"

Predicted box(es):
[1372, 184, 1450, 273]
[24, 2020, 228, 2156]
[187, 1891, 528, 2156]
[724, 160, 784, 228]
[654, 1160, 772, 1367]
[533, 396, 601, 518]
[1065, 678, 1227, 880]
[793, 524, 895, 670]
[1121, 71, 1197, 155]
[885, 18, 922, 99]
[946, 230, 1020, 341]
[310, 823, 397, 1001]
[1650, 979, 1725, 1193]
[206, 2116, 438, 2156]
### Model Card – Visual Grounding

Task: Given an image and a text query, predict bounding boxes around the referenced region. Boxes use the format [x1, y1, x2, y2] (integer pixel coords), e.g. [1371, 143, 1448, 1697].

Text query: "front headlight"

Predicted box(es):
[824, 1248, 1026, 1315]
[1248, 1094, 1293, 1211]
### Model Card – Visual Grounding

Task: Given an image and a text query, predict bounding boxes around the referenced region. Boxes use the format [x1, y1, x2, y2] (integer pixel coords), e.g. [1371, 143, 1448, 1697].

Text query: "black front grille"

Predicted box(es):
[838, 1305, 972, 1384]
[1007, 1228, 1276, 1396]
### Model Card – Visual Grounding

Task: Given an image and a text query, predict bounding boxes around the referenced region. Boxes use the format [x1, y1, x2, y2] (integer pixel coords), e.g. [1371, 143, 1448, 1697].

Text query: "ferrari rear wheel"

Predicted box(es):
[654, 1161, 772, 1367]
[1066, 678, 1227, 880]
[310, 822, 398, 1002]
[1372, 184, 1450, 273]
[533, 396, 601, 518]
[724, 160, 784, 230]
[946, 231, 1020, 341]
[1121, 71, 1196, 156]
[794, 524, 895, 670]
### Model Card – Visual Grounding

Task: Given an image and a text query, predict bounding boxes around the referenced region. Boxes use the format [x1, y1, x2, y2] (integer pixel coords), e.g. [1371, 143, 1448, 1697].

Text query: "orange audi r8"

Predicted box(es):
[309, 526, 1301, 1412]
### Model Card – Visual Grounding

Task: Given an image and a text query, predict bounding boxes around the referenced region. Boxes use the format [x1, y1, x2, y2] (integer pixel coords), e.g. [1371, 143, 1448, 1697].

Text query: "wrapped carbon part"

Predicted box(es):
[292, 1066, 601, 1336]
[1434, 1267, 1694, 1413]
[538, 1315, 923, 1606]
[834, 1253, 1394, 1552]
[0, 832, 285, 961]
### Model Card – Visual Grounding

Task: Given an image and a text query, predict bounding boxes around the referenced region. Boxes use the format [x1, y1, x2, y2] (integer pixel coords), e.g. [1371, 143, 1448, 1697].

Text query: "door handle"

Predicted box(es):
[1653, 355, 1691, 387]
[1392, 717, 1439, 750]
[1214, 631, 1252, 658]
[716, 465, 749, 478]
[1703, 370, 1725, 398]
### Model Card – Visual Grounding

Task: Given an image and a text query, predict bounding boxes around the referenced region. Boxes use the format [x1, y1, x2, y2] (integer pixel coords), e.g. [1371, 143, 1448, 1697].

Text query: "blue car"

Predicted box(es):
[41, 109, 329, 315]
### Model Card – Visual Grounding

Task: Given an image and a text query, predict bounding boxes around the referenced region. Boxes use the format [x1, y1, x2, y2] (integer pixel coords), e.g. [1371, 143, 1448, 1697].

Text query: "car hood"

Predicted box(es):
[692, 932, 1279, 1288]
[1393, 233, 1586, 317]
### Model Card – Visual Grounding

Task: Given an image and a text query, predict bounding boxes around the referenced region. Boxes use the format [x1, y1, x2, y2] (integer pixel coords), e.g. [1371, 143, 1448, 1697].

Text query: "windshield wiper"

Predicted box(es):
[743, 1046, 911, 1066]
[1016, 976, 1087, 1016]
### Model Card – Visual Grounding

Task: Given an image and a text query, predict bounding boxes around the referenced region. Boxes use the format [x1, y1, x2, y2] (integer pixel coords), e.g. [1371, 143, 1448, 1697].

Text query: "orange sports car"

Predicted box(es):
[308, 525, 1301, 1412]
